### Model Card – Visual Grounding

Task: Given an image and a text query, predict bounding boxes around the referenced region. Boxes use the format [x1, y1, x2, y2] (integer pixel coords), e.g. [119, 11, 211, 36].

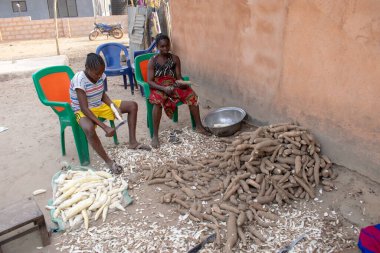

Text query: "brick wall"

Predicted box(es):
[0, 15, 128, 41]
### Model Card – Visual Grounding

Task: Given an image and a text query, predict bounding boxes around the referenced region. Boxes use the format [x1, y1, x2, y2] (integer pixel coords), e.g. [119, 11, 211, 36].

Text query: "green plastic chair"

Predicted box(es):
[32, 65, 119, 166]
[134, 53, 196, 138]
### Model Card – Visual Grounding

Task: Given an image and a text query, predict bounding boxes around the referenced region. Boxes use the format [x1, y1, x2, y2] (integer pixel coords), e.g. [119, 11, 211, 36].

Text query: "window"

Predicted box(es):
[12, 1, 27, 12]
[47, 0, 78, 18]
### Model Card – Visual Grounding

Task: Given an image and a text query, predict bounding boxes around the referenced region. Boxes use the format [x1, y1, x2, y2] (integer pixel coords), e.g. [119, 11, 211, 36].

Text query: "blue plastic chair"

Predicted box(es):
[133, 40, 156, 61]
[96, 42, 135, 94]
[132, 41, 156, 97]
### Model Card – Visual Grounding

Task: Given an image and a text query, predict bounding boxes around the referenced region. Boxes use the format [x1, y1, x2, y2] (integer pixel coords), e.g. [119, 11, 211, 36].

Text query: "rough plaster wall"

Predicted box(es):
[280, 0, 380, 182]
[171, 0, 380, 182]
[171, 0, 286, 121]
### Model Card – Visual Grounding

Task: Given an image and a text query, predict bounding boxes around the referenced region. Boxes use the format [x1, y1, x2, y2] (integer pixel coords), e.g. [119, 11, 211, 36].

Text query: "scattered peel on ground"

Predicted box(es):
[55, 127, 358, 252]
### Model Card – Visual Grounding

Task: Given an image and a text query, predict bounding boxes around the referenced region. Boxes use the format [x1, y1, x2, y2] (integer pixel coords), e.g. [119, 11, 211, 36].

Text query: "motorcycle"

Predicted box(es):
[89, 23, 124, 41]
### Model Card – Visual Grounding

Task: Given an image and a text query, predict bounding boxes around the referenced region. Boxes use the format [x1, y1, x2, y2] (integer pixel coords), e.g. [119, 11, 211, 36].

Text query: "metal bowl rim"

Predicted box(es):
[203, 107, 247, 128]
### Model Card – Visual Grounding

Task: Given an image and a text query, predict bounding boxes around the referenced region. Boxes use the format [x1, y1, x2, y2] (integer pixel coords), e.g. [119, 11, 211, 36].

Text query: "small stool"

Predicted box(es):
[0, 197, 50, 252]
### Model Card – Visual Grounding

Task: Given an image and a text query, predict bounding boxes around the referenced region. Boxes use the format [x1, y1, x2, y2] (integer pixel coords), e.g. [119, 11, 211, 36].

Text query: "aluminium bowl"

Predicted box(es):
[203, 107, 247, 137]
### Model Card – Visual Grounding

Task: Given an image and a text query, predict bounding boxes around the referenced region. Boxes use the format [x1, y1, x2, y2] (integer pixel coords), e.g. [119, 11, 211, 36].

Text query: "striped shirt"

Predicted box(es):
[69, 71, 105, 112]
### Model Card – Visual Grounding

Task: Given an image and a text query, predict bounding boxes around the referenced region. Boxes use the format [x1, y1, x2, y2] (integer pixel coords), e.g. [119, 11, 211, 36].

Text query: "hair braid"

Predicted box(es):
[85, 53, 105, 70]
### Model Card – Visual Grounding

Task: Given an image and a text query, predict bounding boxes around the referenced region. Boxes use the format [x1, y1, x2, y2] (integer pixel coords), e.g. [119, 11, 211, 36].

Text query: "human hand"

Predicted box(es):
[164, 86, 175, 96]
[104, 125, 115, 137]
[174, 81, 189, 89]
[175, 80, 191, 89]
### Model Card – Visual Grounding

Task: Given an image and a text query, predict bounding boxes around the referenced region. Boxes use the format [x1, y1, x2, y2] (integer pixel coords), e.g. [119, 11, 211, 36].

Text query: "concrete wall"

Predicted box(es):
[0, 15, 127, 41]
[171, 0, 380, 182]
[0, 0, 50, 20]
[0, 0, 98, 20]
[77, 0, 96, 17]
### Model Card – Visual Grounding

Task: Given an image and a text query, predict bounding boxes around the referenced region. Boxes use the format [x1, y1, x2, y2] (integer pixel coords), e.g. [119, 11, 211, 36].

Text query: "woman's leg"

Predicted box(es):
[178, 87, 210, 135]
[79, 117, 113, 166]
[152, 104, 163, 148]
[188, 104, 209, 135]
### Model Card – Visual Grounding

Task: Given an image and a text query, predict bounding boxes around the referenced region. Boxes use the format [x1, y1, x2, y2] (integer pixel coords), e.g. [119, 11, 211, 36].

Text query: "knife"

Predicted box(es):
[188, 233, 216, 253]
[277, 234, 306, 253]
[115, 120, 127, 130]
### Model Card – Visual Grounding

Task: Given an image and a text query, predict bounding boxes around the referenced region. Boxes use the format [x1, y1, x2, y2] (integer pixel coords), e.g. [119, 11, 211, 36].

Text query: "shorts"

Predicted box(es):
[75, 100, 122, 122]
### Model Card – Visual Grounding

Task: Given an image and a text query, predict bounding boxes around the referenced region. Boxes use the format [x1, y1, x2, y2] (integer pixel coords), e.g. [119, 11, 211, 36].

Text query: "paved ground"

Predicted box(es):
[0, 37, 379, 253]
[0, 55, 69, 82]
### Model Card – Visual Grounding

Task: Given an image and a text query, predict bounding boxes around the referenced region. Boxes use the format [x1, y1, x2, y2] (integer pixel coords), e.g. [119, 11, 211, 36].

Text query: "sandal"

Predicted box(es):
[109, 161, 123, 175]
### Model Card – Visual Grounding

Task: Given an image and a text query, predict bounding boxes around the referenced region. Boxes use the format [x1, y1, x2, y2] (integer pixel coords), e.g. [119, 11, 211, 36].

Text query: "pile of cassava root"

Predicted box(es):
[48, 170, 128, 230]
[143, 123, 338, 252]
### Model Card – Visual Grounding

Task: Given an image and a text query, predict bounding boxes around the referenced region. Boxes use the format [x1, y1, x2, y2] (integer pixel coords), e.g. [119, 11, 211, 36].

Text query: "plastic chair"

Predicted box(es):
[96, 42, 135, 94]
[133, 40, 156, 62]
[133, 40, 157, 97]
[32, 65, 119, 166]
[134, 53, 196, 138]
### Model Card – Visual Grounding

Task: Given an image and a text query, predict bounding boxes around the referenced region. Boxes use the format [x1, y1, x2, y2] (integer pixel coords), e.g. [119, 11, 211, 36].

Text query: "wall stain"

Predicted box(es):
[256, 19, 275, 34]
[255, 53, 277, 69]
[355, 18, 380, 46]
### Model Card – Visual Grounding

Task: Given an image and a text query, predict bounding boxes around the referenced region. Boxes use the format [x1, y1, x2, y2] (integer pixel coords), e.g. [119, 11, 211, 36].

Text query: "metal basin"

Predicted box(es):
[203, 107, 246, 137]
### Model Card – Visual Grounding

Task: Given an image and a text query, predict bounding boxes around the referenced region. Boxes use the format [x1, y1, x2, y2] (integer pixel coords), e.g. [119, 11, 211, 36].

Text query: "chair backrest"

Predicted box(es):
[133, 40, 157, 59]
[147, 40, 157, 52]
[96, 42, 130, 69]
[134, 53, 157, 83]
[32, 65, 74, 113]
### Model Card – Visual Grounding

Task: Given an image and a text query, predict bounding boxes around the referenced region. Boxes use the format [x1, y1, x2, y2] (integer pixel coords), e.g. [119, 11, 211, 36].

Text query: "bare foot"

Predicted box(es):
[128, 142, 152, 151]
[151, 136, 160, 148]
[196, 127, 212, 136]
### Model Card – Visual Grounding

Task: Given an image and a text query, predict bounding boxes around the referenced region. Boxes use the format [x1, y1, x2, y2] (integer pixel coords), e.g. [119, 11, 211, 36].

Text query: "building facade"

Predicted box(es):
[0, 0, 111, 20]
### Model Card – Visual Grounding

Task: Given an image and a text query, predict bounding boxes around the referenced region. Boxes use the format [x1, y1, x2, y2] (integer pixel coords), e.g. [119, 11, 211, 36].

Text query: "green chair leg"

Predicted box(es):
[60, 126, 66, 156]
[72, 124, 90, 166]
[109, 120, 119, 145]
[173, 107, 178, 123]
[190, 111, 196, 129]
[146, 101, 154, 138]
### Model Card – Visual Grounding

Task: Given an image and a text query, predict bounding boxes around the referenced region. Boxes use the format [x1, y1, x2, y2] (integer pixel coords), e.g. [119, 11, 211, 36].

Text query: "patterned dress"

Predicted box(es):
[148, 54, 198, 118]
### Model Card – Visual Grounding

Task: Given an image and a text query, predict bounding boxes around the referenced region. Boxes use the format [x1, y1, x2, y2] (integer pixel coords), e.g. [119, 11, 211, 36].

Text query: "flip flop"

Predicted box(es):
[130, 143, 152, 151]
[109, 161, 123, 175]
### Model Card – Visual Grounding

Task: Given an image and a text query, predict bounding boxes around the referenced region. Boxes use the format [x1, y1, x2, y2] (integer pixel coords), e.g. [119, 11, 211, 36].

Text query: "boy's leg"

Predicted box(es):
[79, 117, 113, 167]
[118, 101, 138, 146]
[118, 101, 143, 148]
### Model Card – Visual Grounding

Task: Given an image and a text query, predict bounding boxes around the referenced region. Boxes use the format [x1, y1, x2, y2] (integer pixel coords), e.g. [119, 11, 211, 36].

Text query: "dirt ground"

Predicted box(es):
[0, 37, 379, 253]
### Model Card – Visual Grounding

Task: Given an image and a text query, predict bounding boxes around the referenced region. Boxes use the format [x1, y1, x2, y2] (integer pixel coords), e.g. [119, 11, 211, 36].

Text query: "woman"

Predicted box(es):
[147, 34, 209, 148]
